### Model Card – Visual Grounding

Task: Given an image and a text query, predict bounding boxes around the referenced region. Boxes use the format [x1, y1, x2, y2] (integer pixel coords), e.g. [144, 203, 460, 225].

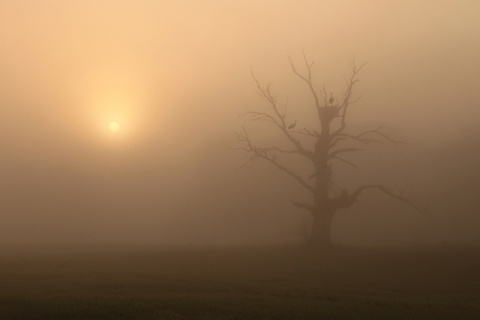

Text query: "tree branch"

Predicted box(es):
[332, 127, 406, 146]
[293, 128, 320, 138]
[249, 72, 314, 160]
[328, 156, 358, 168]
[349, 184, 428, 213]
[262, 146, 301, 154]
[261, 155, 315, 194]
[328, 147, 363, 159]
[288, 52, 322, 112]
[236, 127, 315, 194]
[239, 110, 279, 125]
[332, 59, 367, 135]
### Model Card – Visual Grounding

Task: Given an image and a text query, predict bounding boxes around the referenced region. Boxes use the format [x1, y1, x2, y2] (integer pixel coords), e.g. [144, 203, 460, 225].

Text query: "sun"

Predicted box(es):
[109, 121, 120, 132]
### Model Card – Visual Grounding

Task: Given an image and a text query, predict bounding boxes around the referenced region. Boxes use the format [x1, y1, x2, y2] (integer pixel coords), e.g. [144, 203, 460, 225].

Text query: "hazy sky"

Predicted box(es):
[1, 0, 479, 246]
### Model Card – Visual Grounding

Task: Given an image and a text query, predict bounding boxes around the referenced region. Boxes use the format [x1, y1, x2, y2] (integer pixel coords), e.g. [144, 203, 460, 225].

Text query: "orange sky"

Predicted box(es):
[0, 0, 479, 246]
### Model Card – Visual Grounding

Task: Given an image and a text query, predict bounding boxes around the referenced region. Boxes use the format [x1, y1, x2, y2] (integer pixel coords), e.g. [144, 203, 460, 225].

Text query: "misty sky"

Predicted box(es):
[1, 0, 479, 246]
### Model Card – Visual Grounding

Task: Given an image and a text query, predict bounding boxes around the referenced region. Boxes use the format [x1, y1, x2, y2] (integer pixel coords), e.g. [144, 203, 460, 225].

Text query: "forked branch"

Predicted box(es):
[246, 72, 314, 160]
[332, 59, 367, 135]
[331, 127, 406, 147]
[288, 51, 321, 111]
[236, 127, 315, 194]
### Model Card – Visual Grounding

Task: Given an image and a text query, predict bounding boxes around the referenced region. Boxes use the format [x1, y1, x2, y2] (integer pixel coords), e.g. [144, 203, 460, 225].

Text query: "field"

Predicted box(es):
[0, 246, 479, 319]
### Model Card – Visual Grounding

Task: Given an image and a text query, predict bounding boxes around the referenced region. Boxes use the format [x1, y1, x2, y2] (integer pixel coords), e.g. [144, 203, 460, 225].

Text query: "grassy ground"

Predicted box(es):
[0, 246, 479, 319]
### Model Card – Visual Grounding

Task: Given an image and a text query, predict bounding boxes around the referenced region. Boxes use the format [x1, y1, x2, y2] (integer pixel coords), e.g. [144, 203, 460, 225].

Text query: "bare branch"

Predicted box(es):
[262, 146, 300, 154]
[282, 97, 289, 119]
[237, 125, 314, 194]
[231, 153, 257, 172]
[332, 60, 368, 135]
[332, 127, 406, 146]
[288, 54, 322, 112]
[320, 85, 329, 105]
[356, 127, 406, 145]
[349, 184, 428, 213]
[261, 153, 315, 194]
[329, 136, 348, 148]
[249, 72, 315, 160]
[328, 156, 358, 168]
[288, 56, 309, 83]
[293, 128, 319, 138]
[240, 111, 279, 125]
[328, 147, 363, 158]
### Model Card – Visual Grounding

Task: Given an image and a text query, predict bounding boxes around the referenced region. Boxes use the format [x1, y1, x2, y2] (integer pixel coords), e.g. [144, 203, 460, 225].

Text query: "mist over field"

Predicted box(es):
[1, 0, 479, 247]
[2, 1, 480, 319]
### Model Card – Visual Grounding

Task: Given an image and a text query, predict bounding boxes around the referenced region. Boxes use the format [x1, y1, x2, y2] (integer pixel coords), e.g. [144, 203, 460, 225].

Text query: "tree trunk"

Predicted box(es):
[309, 210, 334, 248]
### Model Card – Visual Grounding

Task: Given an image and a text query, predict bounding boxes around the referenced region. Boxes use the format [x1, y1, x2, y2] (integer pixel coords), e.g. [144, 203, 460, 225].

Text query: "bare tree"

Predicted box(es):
[236, 53, 426, 249]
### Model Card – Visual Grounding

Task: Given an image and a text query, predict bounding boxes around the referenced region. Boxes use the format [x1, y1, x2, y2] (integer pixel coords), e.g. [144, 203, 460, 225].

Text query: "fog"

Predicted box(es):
[1, 0, 479, 246]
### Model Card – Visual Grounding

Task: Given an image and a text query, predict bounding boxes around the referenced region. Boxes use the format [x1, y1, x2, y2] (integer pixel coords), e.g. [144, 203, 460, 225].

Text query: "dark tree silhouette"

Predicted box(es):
[236, 53, 426, 249]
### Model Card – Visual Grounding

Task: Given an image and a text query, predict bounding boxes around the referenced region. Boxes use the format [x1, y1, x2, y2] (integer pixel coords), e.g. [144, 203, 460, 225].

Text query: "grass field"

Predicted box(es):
[0, 246, 479, 319]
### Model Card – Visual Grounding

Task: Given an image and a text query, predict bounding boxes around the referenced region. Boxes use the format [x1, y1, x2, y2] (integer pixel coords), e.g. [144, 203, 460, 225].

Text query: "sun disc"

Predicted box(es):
[109, 121, 120, 132]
